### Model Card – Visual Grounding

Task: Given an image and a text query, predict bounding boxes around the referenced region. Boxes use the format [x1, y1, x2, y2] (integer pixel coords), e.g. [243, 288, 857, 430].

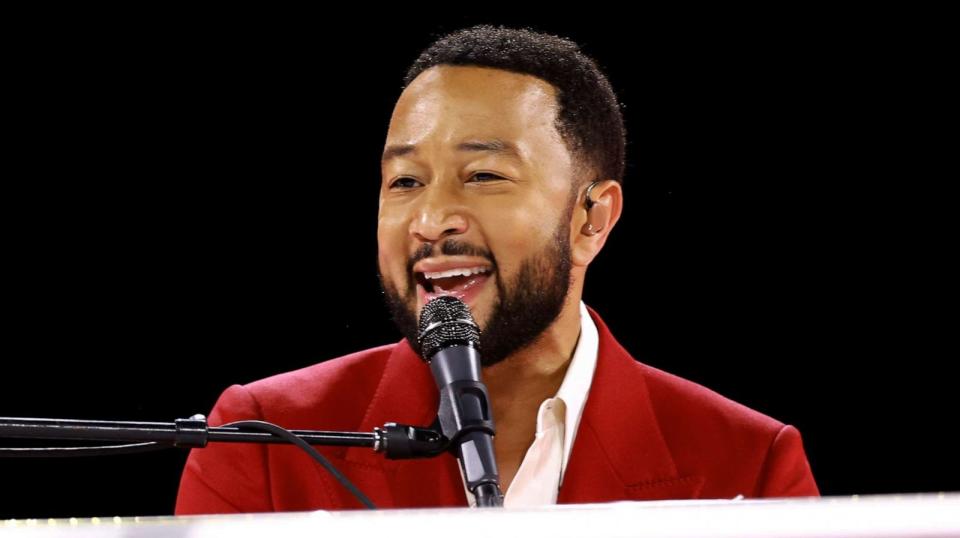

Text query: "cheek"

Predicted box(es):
[481, 204, 556, 275]
[377, 212, 408, 281]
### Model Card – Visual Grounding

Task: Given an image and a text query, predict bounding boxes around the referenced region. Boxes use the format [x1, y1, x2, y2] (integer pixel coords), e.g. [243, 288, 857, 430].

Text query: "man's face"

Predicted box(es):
[377, 65, 578, 365]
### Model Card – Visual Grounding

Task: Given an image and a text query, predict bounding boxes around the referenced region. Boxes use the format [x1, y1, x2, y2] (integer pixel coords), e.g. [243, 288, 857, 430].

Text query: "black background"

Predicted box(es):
[2, 9, 955, 518]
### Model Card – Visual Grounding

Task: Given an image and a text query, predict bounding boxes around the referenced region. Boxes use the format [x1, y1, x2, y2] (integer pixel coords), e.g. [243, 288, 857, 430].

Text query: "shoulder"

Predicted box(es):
[220, 343, 399, 430]
[639, 361, 785, 435]
[592, 309, 792, 485]
[614, 353, 814, 496]
[590, 307, 784, 438]
[632, 358, 807, 493]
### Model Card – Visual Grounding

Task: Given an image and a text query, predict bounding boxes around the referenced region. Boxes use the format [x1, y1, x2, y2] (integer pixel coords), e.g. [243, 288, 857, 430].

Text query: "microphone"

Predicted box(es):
[418, 296, 504, 507]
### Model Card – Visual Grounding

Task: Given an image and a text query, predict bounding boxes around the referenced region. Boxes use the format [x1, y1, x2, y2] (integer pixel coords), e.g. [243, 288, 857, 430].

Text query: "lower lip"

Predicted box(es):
[417, 273, 492, 311]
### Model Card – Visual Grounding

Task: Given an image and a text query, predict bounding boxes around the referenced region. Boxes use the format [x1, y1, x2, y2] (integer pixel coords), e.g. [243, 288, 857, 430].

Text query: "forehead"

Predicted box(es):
[385, 65, 565, 158]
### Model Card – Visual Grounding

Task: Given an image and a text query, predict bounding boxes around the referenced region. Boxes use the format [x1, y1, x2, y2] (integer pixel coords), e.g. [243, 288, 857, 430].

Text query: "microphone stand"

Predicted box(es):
[0, 415, 447, 459]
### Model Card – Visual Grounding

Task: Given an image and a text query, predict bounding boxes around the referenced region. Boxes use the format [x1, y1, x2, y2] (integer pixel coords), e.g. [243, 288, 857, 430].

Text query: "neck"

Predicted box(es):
[481, 297, 583, 437]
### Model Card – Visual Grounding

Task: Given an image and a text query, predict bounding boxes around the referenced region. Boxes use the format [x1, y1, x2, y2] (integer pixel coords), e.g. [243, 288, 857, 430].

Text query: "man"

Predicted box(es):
[175, 26, 818, 514]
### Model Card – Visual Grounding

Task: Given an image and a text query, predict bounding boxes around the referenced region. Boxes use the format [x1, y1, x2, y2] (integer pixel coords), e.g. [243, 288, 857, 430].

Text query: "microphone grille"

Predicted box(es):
[417, 296, 480, 361]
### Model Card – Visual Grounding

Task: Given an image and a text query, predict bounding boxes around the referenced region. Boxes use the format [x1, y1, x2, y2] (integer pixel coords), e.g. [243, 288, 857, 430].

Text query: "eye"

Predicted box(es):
[389, 177, 422, 190]
[469, 172, 505, 183]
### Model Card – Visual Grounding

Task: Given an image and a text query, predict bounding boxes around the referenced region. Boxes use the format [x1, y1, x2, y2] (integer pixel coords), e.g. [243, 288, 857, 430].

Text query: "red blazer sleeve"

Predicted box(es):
[755, 424, 820, 497]
[175, 384, 274, 515]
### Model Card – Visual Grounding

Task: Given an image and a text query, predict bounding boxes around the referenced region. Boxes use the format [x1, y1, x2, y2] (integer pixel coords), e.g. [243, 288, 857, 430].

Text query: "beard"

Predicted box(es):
[378, 214, 574, 368]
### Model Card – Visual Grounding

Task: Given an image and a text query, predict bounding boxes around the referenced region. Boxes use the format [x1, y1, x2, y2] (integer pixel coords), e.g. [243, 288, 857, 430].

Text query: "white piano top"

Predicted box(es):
[4, 493, 959, 538]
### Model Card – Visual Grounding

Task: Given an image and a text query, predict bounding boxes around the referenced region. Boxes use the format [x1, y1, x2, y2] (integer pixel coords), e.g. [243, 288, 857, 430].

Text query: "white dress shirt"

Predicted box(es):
[463, 301, 599, 507]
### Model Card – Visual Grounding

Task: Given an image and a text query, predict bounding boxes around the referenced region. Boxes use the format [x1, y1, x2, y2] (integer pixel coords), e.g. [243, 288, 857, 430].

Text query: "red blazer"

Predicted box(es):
[175, 308, 818, 514]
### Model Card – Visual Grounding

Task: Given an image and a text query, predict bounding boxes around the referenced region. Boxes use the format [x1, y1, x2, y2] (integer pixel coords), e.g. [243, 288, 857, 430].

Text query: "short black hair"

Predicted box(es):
[404, 25, 626, 185]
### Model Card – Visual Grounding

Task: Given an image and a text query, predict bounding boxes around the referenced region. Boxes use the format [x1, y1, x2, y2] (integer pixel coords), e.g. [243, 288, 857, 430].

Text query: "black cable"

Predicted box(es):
[0, 419, 377, 509]
[0, 442, 165, 458]
[221, 420, 376, 510]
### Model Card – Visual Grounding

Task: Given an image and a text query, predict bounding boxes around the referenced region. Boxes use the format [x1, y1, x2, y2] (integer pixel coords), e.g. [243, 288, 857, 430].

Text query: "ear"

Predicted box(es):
[571, 180, 623, 267]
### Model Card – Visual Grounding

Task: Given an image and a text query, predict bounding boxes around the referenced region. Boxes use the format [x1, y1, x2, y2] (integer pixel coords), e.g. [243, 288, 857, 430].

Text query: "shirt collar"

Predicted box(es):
[553, 300, 600, 479]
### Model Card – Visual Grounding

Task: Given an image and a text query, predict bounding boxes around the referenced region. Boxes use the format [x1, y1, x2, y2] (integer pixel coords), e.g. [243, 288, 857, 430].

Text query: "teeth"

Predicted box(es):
[423, 266, 490, 280]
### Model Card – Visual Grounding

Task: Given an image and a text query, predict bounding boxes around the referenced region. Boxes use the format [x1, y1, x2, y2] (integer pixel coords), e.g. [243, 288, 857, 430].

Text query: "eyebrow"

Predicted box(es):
[456, 139, 523, 161]
[381, 139, 524, 163]
[381, 144, 416, 163]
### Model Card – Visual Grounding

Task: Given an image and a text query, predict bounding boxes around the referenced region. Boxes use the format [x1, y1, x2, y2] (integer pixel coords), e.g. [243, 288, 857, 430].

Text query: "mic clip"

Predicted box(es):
[174, 414, 210, 448]
[373, 423, 449, 459]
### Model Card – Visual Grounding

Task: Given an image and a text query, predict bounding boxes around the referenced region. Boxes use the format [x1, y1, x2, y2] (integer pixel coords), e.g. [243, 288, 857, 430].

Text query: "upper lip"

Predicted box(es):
[412, 257, 493, 275]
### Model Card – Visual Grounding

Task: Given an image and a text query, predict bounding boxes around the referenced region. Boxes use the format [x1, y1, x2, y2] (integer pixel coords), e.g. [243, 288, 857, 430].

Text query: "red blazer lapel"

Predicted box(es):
[559, 309, 705, 503]
[340, 308, 702, 507]
[344, 338, 467, 508]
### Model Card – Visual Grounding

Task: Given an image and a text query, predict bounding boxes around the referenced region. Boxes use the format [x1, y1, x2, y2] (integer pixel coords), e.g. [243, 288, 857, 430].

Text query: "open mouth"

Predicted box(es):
[414, 266, 493, 299]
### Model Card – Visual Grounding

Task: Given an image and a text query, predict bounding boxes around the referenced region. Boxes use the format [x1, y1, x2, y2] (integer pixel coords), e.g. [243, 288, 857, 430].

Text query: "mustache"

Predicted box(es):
[406, 240, 497, 276]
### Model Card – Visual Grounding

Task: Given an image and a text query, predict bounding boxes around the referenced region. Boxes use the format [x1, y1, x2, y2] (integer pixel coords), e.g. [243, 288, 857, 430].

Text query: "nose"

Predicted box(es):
[408, 182, 469, 243]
